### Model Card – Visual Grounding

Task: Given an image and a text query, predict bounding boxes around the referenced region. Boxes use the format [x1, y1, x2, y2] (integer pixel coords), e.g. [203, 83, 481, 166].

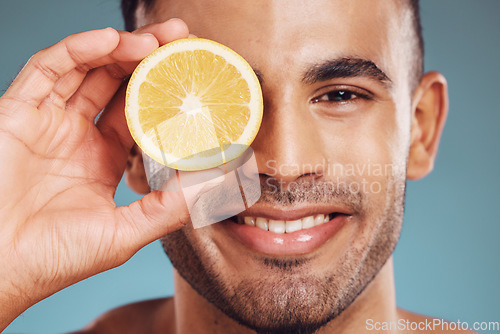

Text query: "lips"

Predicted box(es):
[220, 206, 352, 256]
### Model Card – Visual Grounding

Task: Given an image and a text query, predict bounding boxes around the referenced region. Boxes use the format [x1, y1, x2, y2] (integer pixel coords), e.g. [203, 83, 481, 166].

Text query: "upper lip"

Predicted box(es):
[236, 203, 354, 221]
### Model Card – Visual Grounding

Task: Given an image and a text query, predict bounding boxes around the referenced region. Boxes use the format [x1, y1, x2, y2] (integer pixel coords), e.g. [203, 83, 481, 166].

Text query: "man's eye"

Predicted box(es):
[312, 90, 356, 103]
[311, 89, 372, 104]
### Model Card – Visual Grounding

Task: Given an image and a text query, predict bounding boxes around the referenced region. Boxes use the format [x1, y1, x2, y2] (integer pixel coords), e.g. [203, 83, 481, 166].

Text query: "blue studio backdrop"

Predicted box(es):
[1, 1, 499, 333]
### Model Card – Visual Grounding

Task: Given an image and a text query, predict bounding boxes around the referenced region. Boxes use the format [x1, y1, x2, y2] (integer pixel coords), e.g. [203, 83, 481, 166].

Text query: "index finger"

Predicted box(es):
[3, 28, 122, 108]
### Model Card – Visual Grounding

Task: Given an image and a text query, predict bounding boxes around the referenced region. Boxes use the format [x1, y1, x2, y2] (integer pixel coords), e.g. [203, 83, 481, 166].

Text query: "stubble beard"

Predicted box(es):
[161, 176, 405, 334]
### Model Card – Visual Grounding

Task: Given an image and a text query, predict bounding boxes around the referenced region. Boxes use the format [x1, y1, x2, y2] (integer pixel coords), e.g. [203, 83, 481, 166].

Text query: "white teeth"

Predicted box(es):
[314, 214, 325, 225]
[256, 217, 269, 231]
[269, 220, 285, 234]
[302, 216, 315, 229]
[285, 219, 302, 233]
[241, 213, 334, 233]
[244, 216, 255, 226]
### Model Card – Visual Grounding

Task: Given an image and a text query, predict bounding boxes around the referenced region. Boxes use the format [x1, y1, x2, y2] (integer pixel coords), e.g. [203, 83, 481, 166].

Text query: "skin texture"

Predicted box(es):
[119, 0, 452, 333]
[0, 1, 459, 334]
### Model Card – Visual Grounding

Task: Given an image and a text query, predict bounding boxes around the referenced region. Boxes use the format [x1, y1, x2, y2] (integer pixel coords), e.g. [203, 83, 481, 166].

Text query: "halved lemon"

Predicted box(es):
[125, 38, 263, 171]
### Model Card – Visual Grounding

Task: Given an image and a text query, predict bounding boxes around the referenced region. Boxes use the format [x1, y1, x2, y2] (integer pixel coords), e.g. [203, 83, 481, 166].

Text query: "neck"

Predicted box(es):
[161, 257, 398, 334]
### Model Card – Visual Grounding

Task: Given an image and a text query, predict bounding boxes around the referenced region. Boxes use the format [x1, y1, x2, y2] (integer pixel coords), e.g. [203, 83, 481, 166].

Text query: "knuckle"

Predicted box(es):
[104, 63, 129, 80]
[43, 90, 66, 110]
[63, 43, 92, 73]
[76, 90, 104, 115]
[29, 54, 61, 83]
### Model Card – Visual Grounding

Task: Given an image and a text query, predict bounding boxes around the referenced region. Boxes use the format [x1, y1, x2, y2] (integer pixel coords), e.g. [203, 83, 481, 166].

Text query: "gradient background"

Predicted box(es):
[1, 0, 499, 333]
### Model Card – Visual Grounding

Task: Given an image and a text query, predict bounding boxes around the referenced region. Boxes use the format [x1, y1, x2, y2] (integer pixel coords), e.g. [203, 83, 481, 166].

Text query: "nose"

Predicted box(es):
[251, 93, 328, 184]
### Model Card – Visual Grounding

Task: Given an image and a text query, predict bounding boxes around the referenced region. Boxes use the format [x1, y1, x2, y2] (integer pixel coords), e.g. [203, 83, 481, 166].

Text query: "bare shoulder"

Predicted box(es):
[397, 308, 478, 334]
[69, 297, 174, 334]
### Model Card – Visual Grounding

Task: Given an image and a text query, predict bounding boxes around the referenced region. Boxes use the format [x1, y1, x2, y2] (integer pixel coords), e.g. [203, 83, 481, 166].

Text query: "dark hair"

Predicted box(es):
[121, 0, 154, 32]
[408, 0, 424, 85]
[121, 0, 424, 84]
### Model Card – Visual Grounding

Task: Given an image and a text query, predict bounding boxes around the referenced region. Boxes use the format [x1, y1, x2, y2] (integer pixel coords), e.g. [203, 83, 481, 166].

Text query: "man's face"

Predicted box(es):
[140, 0, 415, 332]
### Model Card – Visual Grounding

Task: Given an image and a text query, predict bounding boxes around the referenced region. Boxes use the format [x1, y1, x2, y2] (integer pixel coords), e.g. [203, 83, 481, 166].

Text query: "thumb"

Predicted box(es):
[113, 168, 225, 256]
[114, 185, 191, 256]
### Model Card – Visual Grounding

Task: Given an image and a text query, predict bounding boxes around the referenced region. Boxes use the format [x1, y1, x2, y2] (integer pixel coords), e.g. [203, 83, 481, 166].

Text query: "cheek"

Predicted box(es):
[313, 102, 408, 232]
[315, 102, 408, 177]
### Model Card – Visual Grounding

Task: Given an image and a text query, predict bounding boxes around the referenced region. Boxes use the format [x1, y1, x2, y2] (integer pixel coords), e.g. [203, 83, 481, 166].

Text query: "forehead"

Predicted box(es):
[144, 0, 407, 84]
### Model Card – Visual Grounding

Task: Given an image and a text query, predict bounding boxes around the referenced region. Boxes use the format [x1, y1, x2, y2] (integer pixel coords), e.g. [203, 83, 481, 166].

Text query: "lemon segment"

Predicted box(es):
[125, 38, 263, 171]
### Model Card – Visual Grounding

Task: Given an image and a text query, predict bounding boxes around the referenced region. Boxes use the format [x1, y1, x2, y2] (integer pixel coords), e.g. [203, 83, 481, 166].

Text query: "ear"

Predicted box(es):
[407, 71, 449, 180]
[125, 144, 150, 194]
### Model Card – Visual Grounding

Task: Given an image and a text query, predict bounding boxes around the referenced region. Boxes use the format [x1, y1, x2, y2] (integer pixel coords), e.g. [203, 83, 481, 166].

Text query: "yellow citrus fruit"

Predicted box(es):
[125, 38, 263, 171]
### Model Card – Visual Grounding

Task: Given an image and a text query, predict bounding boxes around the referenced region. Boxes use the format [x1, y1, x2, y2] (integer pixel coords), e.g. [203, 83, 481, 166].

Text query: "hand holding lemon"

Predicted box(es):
[0, 20, 253, 331]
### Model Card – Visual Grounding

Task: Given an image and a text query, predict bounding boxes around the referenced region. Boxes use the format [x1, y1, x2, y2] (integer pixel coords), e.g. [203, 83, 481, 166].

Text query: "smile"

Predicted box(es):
[220, 207, 352, 256]
[229, 213, 338, 233]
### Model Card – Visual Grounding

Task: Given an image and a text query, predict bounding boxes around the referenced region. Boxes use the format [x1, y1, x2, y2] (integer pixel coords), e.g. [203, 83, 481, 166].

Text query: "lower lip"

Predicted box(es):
[221, 215, 349, 256]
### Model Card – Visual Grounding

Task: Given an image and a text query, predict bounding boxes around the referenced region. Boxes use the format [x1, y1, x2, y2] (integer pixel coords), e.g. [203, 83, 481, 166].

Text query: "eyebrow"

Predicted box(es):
[301, 57, 392, 88]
